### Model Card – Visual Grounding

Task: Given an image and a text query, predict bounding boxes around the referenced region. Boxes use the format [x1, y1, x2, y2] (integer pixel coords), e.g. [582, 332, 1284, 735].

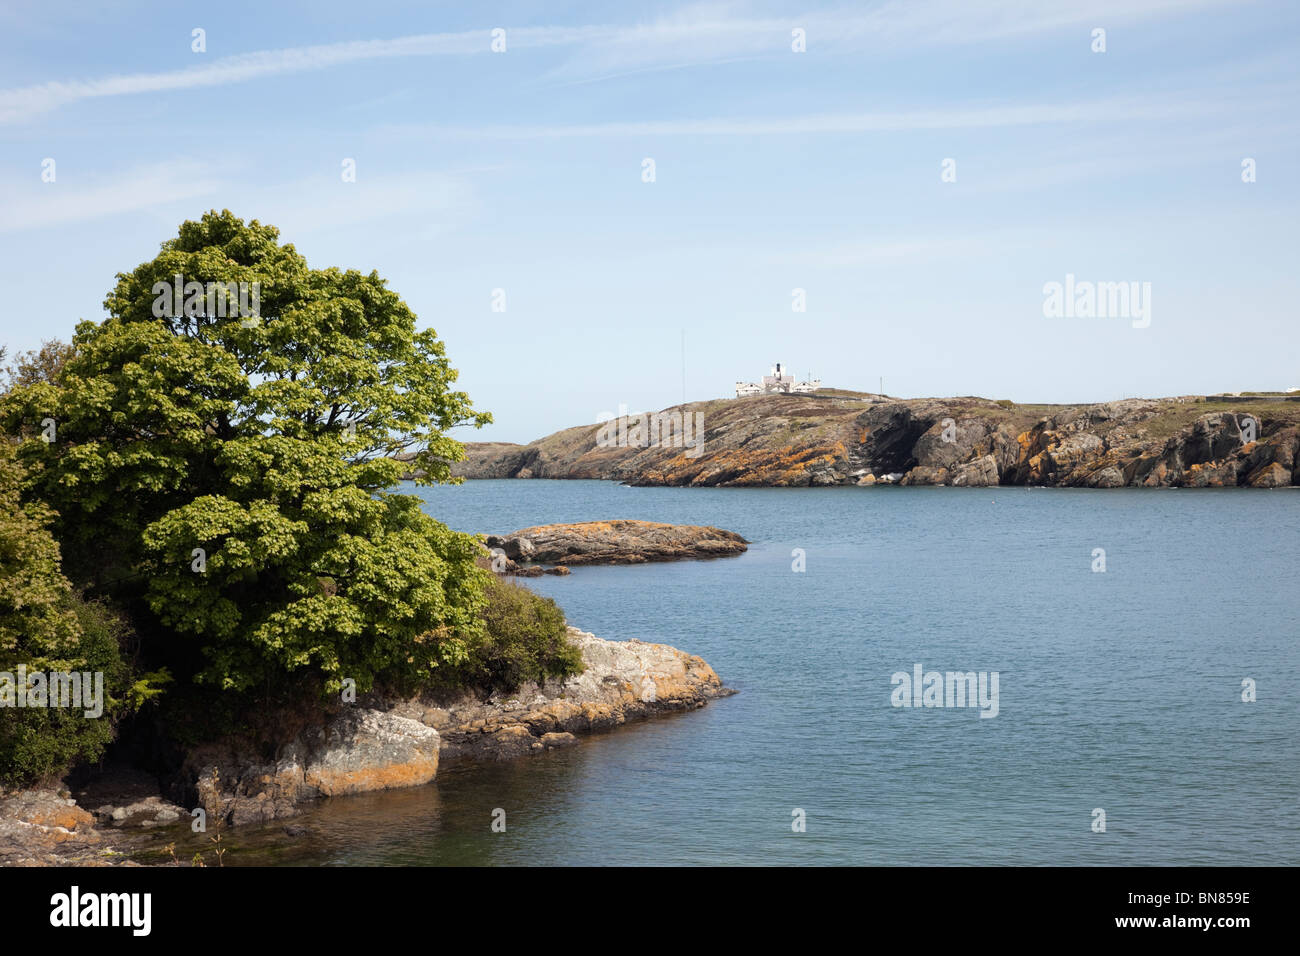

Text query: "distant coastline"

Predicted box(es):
[402, 393, 1300, 489]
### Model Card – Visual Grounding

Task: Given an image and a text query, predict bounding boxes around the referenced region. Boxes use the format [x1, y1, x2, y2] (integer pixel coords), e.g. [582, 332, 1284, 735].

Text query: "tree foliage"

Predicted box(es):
[1, 339, 76, 391]
[456, 576, 583, 693]
[1, 210, 493, 697]
[0, 440, 80, 664]
[0, 441, 150, 786]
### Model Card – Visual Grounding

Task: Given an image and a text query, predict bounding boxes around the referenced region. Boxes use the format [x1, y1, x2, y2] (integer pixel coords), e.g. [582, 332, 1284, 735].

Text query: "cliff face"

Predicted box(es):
[442, 393, 1300, 488]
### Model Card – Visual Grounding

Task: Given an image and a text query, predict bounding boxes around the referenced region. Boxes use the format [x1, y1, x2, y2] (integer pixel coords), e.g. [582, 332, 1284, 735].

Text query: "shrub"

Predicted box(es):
[455, 576, 584, 693]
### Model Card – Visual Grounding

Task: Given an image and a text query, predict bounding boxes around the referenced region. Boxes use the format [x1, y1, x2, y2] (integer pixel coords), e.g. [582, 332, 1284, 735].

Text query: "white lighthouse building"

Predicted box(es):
[735, 363, 821, 398]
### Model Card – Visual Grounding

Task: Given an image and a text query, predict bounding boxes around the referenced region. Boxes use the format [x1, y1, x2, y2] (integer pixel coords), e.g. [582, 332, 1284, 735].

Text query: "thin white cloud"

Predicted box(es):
[815, 0, 1234, 46]
[0, 160, 223, 232]
[0, 158, 473, 236]
[0, 26, 605, 124]
[535, 0, 1242, 82]
[378, 93, 1239, 140]
[0, 0, 1243, 123]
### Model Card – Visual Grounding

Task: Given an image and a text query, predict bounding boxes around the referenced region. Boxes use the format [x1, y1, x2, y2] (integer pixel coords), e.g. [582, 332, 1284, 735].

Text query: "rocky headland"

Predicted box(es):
[424, 392, 1300, 489]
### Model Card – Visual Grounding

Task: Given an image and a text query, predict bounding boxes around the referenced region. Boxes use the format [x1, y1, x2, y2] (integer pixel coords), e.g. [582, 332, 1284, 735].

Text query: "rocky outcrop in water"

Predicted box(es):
[390, 627, 734, 762]
[4, 622, 732, 842]
[173, 627, 730, 825]
[182, 709, 442, 826]
[0, 789, 124, 866]
[3, 621, 733, 858]
[441, 393, 1300, 488]
[484, 520, 748, 565]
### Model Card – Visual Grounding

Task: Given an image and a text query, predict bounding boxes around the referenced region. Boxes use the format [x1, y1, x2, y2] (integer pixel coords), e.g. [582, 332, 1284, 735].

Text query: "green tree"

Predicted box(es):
[0, 440, 147, 786]
[2, 339, 76, 391]
[0, 440, 81, 664]
[1, 210, 492, 698]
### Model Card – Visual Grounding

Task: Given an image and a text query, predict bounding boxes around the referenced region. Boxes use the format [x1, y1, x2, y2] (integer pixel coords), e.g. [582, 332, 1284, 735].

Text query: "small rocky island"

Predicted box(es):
[484, 519, 749, 566]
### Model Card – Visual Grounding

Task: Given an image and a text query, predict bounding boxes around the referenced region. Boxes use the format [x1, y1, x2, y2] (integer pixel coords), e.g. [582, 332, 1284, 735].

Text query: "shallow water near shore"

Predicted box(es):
[188, 480, 1299, 866]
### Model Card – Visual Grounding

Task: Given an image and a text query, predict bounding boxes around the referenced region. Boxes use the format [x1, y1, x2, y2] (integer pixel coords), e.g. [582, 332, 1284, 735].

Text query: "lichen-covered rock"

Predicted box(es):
[302, 710, 439, 797]
[177, 627, 730, 824]
[1087, 465, 1126, 488]
[1181, 460, 1240, 487]
[485, 520, 747, 565]
[900, 465, 949, 486]
[183, 709, 440, 826]
[447, 393, 1299, 488]
[0, 789, 127, 866]
[1248, 462, 1291, 488]
[389, 627, 735, 763]
[951, 455, 1000, 487]
[95, 796, 189, 829]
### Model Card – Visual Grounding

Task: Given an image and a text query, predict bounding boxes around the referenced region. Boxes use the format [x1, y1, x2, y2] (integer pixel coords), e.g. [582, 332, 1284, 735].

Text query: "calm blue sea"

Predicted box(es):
[225, 480, 1300, 865]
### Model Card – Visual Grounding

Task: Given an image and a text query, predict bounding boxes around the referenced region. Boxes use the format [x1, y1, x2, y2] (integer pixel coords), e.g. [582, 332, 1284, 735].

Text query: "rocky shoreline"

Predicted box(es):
[0, 789, 137, 867]
[432, 394, 1300, 489]
[0, 627, 732, 863]
[397, 627, 733, 764]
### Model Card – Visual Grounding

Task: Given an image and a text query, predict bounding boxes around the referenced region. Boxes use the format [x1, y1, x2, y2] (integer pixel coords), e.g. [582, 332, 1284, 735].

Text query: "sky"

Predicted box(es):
[0, 0, 1296, 443]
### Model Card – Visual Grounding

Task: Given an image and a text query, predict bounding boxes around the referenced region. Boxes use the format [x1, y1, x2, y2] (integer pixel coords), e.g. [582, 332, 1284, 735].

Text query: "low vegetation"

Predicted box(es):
[451, 575, 583, 694]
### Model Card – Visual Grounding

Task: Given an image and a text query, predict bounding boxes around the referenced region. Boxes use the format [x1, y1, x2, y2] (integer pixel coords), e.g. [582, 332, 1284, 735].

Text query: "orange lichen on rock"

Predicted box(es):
[405, 628, 734, 763]
[640, 444, 843, 486]
[485, 519, 748, 565]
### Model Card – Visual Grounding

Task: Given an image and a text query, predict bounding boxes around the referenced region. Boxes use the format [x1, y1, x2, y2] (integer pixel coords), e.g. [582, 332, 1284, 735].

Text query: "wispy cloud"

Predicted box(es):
[0, 26, 602, 124]
[0, 157, 472, 236]
[0, 0, 1241, 123]
[808, 0, 1232, 47]
[0, 159, 223, 232]
[377, 92, 1249, 141]
[537, 0, 1238, 82]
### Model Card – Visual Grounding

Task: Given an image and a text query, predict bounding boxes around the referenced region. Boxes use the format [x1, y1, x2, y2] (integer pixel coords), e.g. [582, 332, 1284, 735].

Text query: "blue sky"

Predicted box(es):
[1, 0, 1297, 443]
